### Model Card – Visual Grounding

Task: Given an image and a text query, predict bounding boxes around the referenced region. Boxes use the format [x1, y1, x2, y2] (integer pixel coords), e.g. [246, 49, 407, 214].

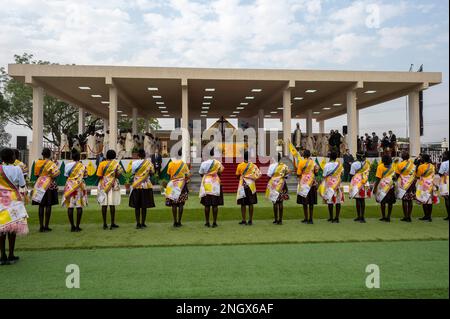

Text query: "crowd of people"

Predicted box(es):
[0, 142, 448, 266]
[357, 130, 397, 157]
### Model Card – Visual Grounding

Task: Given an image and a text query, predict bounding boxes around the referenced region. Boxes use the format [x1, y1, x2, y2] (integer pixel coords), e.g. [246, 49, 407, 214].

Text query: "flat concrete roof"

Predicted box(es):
[8, 64, 442, 121]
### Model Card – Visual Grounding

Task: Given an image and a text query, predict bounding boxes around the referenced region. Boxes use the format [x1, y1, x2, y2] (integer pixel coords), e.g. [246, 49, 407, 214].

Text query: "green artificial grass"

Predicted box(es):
[0, 240, 448, 299]
[24, 193, 449, 225]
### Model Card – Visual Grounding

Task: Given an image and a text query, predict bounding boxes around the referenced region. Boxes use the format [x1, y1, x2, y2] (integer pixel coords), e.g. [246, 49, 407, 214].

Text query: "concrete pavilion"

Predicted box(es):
[7, 64, 442, 162]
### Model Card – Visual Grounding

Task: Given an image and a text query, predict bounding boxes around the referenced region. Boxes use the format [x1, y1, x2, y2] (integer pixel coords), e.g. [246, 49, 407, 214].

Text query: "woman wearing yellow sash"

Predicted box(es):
[236, 151, 261, 226]
[31, 148, 60, 232]
[319, 152, 344, 223]
[266, 153, 290, 225]
[129, 149, 156, 229]
[62, 151, 88, 232]
[96, 150, 124, 230]
[373, 155, 396, 222]
[438, 151, 449, 221]
[0, 148, 29, 265]
[199, 155, 224, 228]
[349, 152, 371, 223]
[296, 150, 318, 224]
[13, 149, 28, 177]
[416, 154, 437, 222]
[165, 152, 191, 228]
[395, 152, 417, 223]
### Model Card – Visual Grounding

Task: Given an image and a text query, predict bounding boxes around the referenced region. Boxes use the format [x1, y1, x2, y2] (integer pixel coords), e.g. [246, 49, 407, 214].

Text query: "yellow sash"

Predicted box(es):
[396, 160, 416, 199]
[131, 159, 154, 189]
[297, 159, 316, 197]
[375, 164, 396, 202]
[266, 163, 289, 202]
[237, 162, 261, 200]
[32, 160, 59, 203]
[62, 162, 86, 205]
[199, 160, 222, 198]
[349, 160, 370, 199]
[416, 164, 435, 204]
[99, 160, 120, 194]
[165, 161, 190, 201]
[319, 161, 343, 201]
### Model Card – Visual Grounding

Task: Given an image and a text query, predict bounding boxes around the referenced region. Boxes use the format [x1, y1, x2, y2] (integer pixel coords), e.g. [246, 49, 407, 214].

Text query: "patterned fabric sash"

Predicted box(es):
[349, 160, 370, 199]
[166, 161, 190, 201]
[63, 162, 86, 203]
[416, 164, 435, 204]
[396, 160, 416, 199]
[100, 160, 120, 194]
[297, 159, 315, 197]
[199, 160, 222, 198]
[131, 159, 154, 189]
[237, 162, 261, 200]
[266, 163, 288, 202]
[0, 165, 21, 202]
[32, 160, 59, 203]
[319, 161, 343, 201]
[375, 164, 395, 203]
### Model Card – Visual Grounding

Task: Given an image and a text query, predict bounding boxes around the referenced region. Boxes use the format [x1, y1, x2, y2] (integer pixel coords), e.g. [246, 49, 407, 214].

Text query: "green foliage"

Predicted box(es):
[118, 117, 161, 133]
[369, 159, 379, 183]
[0, 92, 12, 146]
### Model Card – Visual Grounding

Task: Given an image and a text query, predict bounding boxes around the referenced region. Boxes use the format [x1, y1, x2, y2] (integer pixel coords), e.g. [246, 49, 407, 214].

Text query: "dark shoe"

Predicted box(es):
[75, 227, 82, 232]
[400, 217, 408, 222]
[239, 220, 247, 225]
[354, 217, 361, 222]
[277, 220, 283, 225]
[205, 223, 211, 228]
[379, 218, 386, 222]
[307, 220, 314, 225]
[44, 227, 52, 232]
[110, 224, 119, 229]
[301, 219, 308, 224]
[359, 218, 366, 223]
[444, 217, 449, 221]
[332, 218, 340, 224]
[103, 224, 108, 230]
[70, 226, 77, 232]
[0, 258, 10, 266]
[173, 222, 178, 228]
[141, 223, 147, 228]
[177, 222, 183, 227]
[384, 218, 391, 223]
[273, 220, 278, 224]
[419, 216, 430, 221]
[406, 218, 412, 223]
[212, 223, 218, 228]
[39, 227, 45, 233]
[327, 218, 333, 222]
[136, 224, 142, 229]
[7, 256, 19, 264]
[247, 221, 253, 226]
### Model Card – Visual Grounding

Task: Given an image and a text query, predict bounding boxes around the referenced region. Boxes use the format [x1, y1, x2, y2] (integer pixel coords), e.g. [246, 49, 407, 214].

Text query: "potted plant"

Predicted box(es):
[160, 179, 168, 195]
[123, 170, 133, 194]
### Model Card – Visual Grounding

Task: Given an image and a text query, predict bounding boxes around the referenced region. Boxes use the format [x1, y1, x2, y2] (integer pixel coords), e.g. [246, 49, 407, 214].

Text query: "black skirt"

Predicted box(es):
[129, 188, 155, 209]
[297, 185, 318, 205]
[237, 185, 258, 206]
[381, 188, 397, 205]
[165, 184, 189, 207]
[201, 186, 224, 207]
[32, 188, 59, 207]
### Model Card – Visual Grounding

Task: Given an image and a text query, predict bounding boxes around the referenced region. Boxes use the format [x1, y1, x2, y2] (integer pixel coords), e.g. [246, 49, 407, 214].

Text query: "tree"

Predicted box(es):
[118, 117, 161, 133]
[0, 92, 11, 147]
[0, 53, 100, 147]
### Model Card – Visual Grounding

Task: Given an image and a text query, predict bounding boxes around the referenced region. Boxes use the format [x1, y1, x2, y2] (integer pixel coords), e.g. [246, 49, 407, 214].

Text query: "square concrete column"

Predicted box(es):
[132, 107, 138, 135]
[319, 120, 325, 134]
[306, 109, 313, 136]
[346, 90, 358, 156]
[282, 88, 292, 156]
[408, 90, 421, 157]
[109, 86, 118, 150]
[181, 82, 190, 163]
[78, 107, 85, 135]
[258, 109, 265, 129]
[31, 86, 44, 166]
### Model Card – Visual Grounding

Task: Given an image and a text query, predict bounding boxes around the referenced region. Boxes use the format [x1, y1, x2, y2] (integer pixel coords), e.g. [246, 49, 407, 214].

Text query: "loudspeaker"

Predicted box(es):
[16, 136, 27, 150]
[342, 125, 348, 135]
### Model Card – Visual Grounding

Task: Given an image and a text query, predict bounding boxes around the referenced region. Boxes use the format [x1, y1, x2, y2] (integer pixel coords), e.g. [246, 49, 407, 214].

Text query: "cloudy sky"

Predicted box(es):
[1, 0, 448, 145]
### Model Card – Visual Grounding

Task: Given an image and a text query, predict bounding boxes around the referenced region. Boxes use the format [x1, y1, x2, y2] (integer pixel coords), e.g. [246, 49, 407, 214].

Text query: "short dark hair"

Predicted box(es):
[329, 151, 338, 161]
[72, 150, 81, 161]
[42, 148, 51, 159]
[401, 151, 410, 161]
[422, 154, 431, 163]
[303, 150, 311, 158]
[382, 155, 392, 166]
[1, 148, 15, 164]
[138, 149, 146, 159]
[13, 149, 20, 161]
[106, 150, 116, 160]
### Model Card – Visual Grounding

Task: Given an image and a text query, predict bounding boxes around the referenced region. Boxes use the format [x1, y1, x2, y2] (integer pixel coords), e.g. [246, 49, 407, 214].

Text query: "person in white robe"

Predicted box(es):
[125, 130, 134, 159]
[86, 131, 97, 159]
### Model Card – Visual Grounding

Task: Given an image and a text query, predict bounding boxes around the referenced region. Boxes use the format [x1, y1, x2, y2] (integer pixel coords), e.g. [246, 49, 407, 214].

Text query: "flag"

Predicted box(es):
[289, 142, 302, 168]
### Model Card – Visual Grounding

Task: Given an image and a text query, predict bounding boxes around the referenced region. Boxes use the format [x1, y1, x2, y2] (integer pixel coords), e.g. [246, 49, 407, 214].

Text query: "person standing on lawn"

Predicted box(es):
[62, 150, 88, 232]
[31, 147, 60, 232]
[129, 149, 156, 229]
[96, 150, 124, 230]
[266, 153, 290, 225]
[373, 155, 396, 222]
[349, 152, 371, 223]
[165, 150, 191, 227]
[319, 151, 344, 223]
[395, 151, 417, 222]
[438, 150, 449, 221]
[236, 151, 261, 226]
[296, 150, 319, 224]
[0, 148, 29, 266]
[416, 154, 438, 222]
[199, 153, 224, 228]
